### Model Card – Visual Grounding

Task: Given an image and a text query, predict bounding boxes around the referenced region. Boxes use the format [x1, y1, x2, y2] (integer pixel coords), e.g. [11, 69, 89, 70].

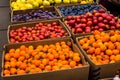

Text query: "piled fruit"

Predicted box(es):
[12, 9, 59, 22]
[11, 0, 93, 10]
[65, 9, 120, 34]
[9, 21, 69, 43]
[3, 41, 83, 76]
[59, 4, 101, 16]
[79, 30, 120, 65]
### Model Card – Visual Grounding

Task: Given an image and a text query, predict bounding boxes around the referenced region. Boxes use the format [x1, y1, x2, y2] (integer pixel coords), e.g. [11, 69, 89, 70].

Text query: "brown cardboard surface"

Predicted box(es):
[76, 36, 120, 79]
[1, 37, 89, 80]
[8, 19, 71, 43]
[11, 6, 62, 24]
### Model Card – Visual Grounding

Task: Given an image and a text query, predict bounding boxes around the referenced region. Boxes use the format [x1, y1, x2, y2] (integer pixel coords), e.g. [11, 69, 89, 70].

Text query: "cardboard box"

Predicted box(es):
[76, 36, 120, 79]
[55, 3, 107, 18]
[8, 19, 71, 43]
[1, 37, 89, 80]
[11, 6, 62, 24]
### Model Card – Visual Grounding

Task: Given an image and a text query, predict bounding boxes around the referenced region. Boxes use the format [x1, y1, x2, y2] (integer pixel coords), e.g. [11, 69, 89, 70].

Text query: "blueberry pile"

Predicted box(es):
[59, 4, 101, 16]
[12, 10, 59, 22]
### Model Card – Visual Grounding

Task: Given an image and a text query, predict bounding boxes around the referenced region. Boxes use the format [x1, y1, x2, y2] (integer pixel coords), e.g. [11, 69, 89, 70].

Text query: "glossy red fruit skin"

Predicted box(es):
[110, 26, 115, 30]
[98, 9, 106, 13]
[109, 21, 115, 25]
[85, 27, 91, 33]
[75, 24, 81, 29]
[87, 21, 92, 26]
[93, 20, 98, 24]
[98, 23, 105, 28]
[81, 18, 87, 23]
[68, 20, 75, 26]
[67, 16, 73, 20]
[10, 38, 15, 43]
[76, 28, 83, 33]
[98, 17, 103, 22]
[103, 19, 108, 24]
[81, 24, 87, 29]
[106, 16, 112, 21]
[76, 18, 81, 23]
[116, 24, 120, 29]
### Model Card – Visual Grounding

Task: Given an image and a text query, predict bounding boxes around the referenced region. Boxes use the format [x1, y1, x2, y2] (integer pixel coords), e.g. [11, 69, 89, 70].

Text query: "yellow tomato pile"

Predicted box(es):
[4, 41, 82, 76]
[79, 30, 120, 65]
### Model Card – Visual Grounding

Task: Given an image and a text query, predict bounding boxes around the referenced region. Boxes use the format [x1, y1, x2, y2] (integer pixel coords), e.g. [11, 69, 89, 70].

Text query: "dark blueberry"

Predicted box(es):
[87, 4, 91, 7]
[72, 6, 76, 8]
[77, 6, 81, 10]
[84, 5, 88, 8]
[60, 7, 65, 11]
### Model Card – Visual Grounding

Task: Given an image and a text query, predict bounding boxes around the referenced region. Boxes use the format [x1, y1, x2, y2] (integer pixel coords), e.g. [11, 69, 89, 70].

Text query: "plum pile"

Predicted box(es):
[65, 9, 120, 34]
[59, 4, 102, 16]
[12, 10, 59, 22]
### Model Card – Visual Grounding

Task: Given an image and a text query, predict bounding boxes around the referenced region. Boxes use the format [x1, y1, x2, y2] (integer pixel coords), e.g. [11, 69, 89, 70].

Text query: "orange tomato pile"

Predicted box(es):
[79, 30, 120, 65]
[3, 41, 82, 76]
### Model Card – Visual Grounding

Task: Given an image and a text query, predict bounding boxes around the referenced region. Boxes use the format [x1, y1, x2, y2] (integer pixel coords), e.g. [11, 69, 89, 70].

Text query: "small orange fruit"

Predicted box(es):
[5, 54, 10, 61]
[69, 61, 76, 68]
[19, 63, 27, 70]
[82, 43, 89, 50]
[100, 45, 106, 51]
[95, 48, 101, 55]
[93, 30, 101, 35]
[3, 70, 10, 76]
[73, 56, 80, 62]
[110, 36, 117, 42]
[113, 49, 119, 55]
[45, 65, 51, 71]
[79, 39, 85, 45]
[9, 49, 15, 53]
[115, 55, 120, 62]
[20, 45, 26, 51]
[10, 68, 17, 75]
[52, 66, 59, 70]
[17, 70, 25, 74]
[106, 49, 113, 56]
[10, 61, 16, 68]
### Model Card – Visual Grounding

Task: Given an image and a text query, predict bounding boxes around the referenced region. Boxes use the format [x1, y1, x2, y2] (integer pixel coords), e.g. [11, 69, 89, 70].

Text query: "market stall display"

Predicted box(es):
[0, 0, 120, 80]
